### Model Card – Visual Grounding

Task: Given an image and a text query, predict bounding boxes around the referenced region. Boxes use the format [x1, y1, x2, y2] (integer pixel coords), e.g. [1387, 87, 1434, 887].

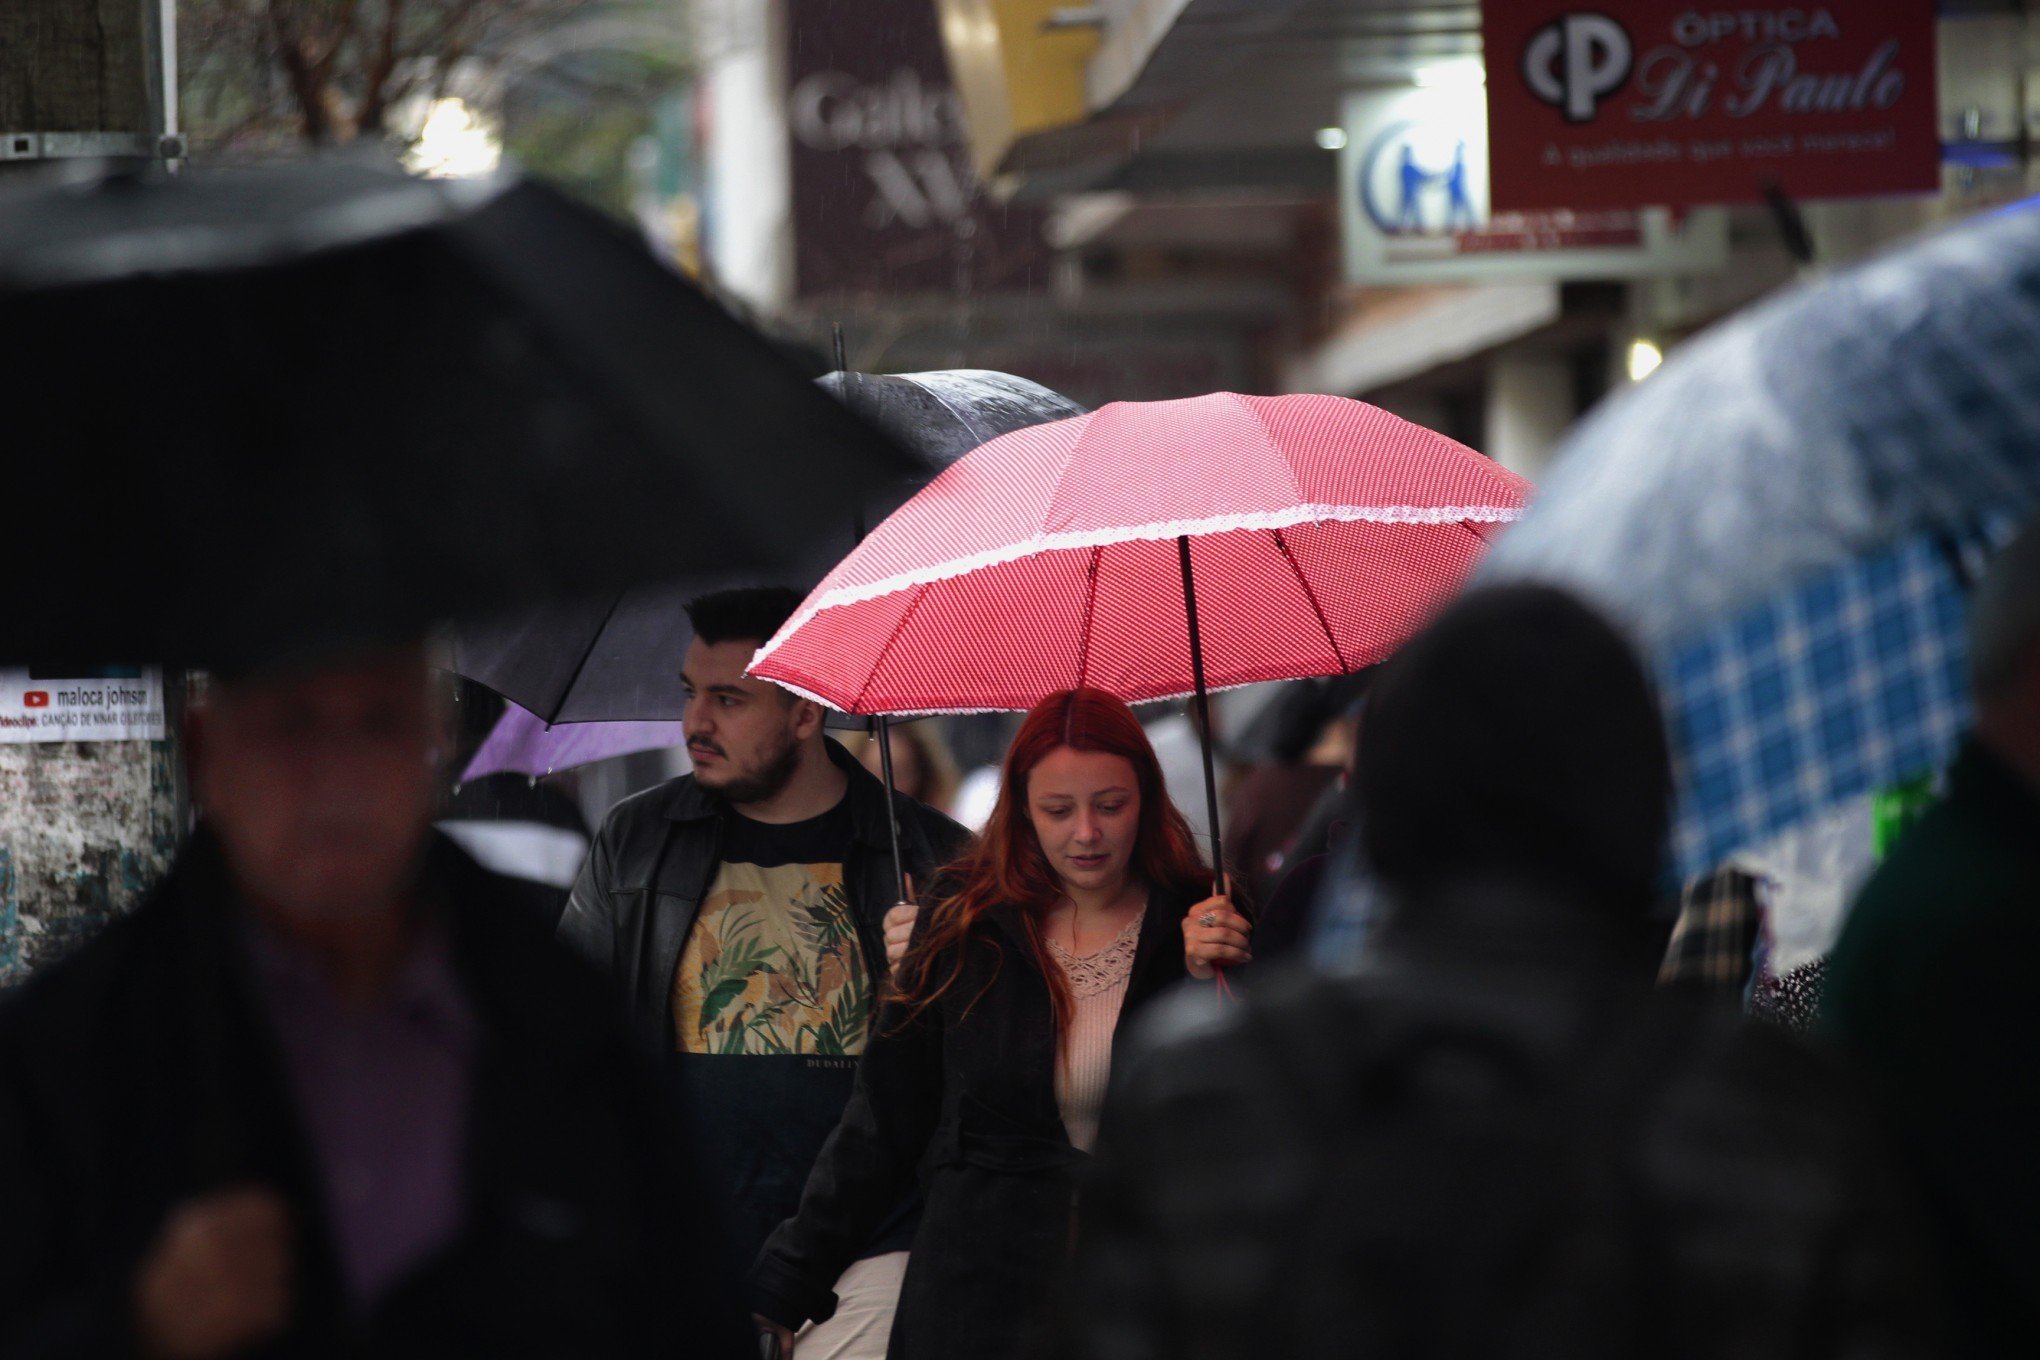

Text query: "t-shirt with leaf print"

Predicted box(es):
[669, 797, 911, 1265]
[673, 807, 872, 1059]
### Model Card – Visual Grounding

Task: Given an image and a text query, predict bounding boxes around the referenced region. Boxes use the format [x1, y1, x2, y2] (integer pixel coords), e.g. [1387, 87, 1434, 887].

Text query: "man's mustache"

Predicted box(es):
[688, 740, 724, 758]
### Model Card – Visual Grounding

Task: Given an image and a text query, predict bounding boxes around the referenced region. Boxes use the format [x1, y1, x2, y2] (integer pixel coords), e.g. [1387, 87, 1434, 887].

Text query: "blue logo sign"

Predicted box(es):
[1358, 119, 1482, 237]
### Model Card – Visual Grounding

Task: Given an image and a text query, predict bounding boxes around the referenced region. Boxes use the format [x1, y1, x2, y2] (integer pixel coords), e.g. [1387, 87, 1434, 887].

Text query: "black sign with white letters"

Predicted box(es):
[786, 0, 1047, 298]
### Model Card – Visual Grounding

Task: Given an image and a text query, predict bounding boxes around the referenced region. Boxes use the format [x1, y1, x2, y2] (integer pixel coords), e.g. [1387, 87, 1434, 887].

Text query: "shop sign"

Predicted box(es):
[0, 668, 165, 744]
[786, 0, 1047, 297]
[1341, 85, 1726, 284]
[1484, 3, 1940, 211]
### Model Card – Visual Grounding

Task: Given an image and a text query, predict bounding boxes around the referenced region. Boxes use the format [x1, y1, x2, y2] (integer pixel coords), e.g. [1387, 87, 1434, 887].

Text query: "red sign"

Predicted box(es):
[1484, 4, 1940, 211]
[22, 692, 47, 708]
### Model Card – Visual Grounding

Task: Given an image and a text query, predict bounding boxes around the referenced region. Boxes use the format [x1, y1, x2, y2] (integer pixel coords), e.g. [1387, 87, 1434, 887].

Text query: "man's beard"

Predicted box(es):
[698, 731, 801, 805]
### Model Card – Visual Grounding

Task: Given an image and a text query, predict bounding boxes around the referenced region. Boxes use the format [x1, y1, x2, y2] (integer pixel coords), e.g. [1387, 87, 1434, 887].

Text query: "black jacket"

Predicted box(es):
[752, 884, 1198, 1360]
[557, 737, 970, 1054]
[1062, 884, 1945, 1360]
[0, 829, 750, 1359]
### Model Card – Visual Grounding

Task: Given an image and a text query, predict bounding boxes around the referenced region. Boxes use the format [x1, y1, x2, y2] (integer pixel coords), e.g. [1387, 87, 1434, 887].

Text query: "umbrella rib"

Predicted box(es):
[1272, 528, 1350, 674]
[1230, 391, 1311, 509]
[849, 585, 937, 715]
[1037, 414, 1095, 550]
[546, 592, 625, 724]
[1072, 544, 1103, 689]
[919, 383, 984, 446]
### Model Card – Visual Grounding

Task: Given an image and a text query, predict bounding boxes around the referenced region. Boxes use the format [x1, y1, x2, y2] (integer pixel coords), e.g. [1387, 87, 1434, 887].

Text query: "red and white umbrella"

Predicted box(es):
[752, 391, 1532, 871]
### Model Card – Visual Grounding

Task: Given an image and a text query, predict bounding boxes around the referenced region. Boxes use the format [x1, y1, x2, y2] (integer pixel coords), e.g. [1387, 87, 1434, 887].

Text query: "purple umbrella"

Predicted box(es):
[461, 702, 688, 783]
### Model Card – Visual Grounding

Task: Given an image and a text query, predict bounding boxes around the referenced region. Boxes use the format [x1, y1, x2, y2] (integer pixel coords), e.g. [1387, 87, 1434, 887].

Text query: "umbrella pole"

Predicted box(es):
[1175, 535, 1226, 891]
[876, 715, 909, 904]
[836, 319, 908, 905]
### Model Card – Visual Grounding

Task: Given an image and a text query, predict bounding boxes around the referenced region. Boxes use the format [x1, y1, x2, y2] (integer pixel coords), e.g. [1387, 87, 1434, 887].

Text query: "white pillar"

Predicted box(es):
[1482, 354, 1573, 481]
[699, 0, 792, 314]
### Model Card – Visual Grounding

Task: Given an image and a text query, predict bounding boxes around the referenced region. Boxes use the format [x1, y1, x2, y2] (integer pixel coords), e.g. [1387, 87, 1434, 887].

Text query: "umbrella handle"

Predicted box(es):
[877, 715, 908, 904]
[1176, 535, 1227, 886]
[835, 374, 908, 906]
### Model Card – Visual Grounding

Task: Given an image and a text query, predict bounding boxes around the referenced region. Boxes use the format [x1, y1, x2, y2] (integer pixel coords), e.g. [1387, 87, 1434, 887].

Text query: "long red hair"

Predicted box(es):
[891, 688, 1211, 1038]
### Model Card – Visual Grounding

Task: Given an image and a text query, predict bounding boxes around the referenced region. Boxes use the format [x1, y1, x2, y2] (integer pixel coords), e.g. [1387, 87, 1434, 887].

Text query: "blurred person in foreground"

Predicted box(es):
[559, 588, 969, 1360]
[0, 644, 748, 1358]
[1222, 675, 1365, 910]
[1063, 586, 1942, 1360]
[751, 688, 1249, 1359]
[1233, 676, 1371, 968]
[1824, 519, 2040, 1358]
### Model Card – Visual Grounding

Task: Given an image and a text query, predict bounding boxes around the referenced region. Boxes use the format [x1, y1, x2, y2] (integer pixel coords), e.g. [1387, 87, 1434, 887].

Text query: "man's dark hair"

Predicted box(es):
[685, 587, 804, 649]
[1357, 584, 1671, 915]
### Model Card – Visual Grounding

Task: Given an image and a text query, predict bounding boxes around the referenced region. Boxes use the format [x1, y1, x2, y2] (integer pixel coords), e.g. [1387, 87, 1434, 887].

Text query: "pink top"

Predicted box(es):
[1049, 908, 1145, 1153]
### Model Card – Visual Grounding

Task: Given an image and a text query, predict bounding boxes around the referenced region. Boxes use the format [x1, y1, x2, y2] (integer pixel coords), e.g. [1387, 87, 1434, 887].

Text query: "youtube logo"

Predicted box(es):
[23, 692, 48, 708]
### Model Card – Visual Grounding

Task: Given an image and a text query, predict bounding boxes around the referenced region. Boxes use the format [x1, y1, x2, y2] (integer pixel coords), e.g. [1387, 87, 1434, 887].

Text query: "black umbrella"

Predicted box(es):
[446, 369, 1086, 723]
[446, 581, 873, 731]
[0, 158, 921, 670]
[449, 584, 699, 725]
[816, 368, 1086, 476]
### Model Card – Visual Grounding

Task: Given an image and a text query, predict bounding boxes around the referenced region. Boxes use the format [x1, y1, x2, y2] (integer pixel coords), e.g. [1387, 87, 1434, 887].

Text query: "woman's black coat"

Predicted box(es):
[751, 883, 1198, 1359]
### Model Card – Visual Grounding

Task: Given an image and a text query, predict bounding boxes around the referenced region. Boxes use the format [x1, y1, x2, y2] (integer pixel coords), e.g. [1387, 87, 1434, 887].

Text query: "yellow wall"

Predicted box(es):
[936, 0, 1100, 180]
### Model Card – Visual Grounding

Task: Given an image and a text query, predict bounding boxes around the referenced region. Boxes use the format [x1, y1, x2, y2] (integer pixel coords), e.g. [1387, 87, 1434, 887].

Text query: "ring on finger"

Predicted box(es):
[1199, 911, 1218, 928]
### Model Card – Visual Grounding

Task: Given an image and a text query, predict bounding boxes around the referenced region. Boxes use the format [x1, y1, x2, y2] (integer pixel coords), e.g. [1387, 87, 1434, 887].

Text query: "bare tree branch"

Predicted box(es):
[353, 0, 408, 135]
[309, 0, 364, 87]
[184, 0, 663, 154]
[268, 0, 339, 142]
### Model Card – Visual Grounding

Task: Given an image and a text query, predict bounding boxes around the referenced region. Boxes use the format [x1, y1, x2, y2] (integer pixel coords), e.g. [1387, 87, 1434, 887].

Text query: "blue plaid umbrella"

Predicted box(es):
[1654, 525, 1999, 878]
[1438, 208, 2040, 887]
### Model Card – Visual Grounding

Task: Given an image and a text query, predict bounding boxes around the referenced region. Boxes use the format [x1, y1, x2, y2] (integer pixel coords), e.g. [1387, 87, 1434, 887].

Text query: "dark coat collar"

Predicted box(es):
[657, 735, 899, 850]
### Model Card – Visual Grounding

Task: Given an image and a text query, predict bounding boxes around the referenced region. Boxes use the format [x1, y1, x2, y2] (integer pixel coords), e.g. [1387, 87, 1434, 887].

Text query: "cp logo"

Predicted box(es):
[1522, 13, 1633, 122]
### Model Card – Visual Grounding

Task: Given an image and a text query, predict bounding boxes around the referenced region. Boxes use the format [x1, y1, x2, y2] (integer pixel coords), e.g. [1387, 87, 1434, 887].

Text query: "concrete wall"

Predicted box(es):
[0, 736, 181, 987]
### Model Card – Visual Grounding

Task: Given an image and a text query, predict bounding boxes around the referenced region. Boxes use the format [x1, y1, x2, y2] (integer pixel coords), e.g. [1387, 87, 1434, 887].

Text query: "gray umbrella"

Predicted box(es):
[1470, 205, 2040, 881]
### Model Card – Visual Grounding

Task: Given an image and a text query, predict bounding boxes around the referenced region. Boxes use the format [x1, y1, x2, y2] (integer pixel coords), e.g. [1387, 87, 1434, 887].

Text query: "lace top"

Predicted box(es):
[1049, 908, 1145, 1152]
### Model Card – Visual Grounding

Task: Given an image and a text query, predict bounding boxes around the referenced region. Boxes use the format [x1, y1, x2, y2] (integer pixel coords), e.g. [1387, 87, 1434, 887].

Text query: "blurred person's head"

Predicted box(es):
[681, 586, 827, 806]
[191, 645, 441, 925]
[894, 688, 1208, 1028]
[850, 724, 960, 811]
[1969, 518, 2040, 779]
[1358, 586, 1671, 916]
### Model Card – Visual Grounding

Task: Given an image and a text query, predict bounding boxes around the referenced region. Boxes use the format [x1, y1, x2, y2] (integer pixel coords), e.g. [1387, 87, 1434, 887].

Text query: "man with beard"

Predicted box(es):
[559, 588, 969, 1360]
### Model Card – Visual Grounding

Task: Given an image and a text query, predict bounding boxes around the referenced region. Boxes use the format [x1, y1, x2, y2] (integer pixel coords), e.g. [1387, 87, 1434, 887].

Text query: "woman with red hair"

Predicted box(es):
[750, 687, 1250, 1359]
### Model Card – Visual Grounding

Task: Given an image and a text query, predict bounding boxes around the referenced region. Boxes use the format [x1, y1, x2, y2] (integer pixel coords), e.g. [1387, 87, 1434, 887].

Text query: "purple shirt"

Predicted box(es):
[243, 914, 477, 1307]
